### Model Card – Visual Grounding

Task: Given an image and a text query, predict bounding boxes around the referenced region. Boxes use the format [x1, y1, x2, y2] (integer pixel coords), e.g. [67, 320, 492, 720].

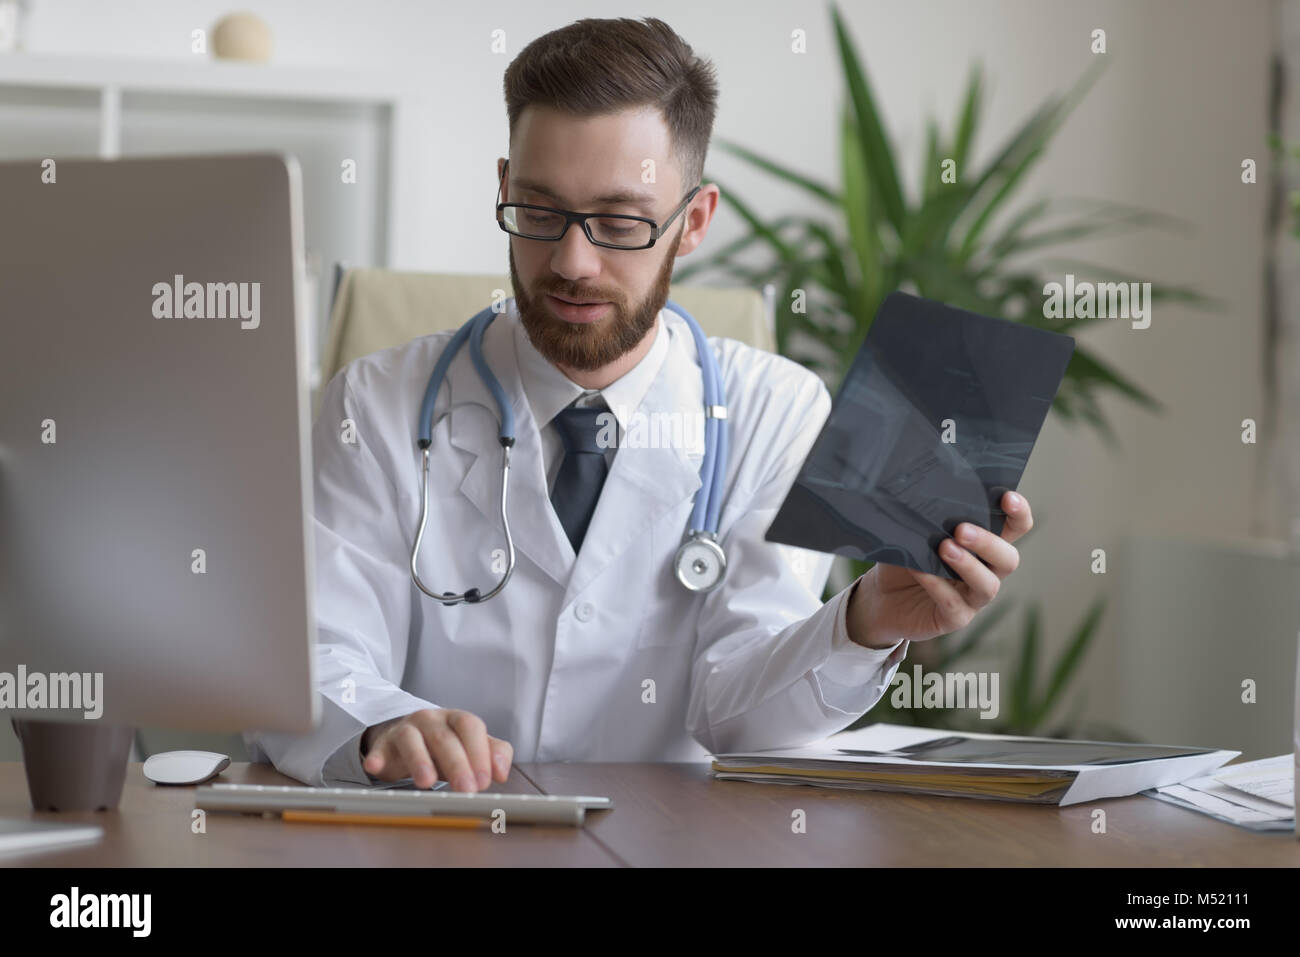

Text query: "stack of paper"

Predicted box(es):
[710, 723, 1239, 807]
[1143, 754, 1294, 832]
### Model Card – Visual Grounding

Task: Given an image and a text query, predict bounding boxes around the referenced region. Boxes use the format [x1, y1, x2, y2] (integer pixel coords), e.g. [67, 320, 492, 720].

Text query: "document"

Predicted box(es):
[1144, 756, 1295, 832]
[710, 723, 1237, 807]
[1213, 754, 1294, 807]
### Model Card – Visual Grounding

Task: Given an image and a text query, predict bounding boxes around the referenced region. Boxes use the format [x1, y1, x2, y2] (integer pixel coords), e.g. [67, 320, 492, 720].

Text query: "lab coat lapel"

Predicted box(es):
[446, 311, 574, 589]
[564, 322, 705, 605]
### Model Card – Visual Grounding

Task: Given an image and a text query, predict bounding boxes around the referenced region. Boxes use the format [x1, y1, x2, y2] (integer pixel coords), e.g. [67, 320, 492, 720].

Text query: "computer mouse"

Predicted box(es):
[142, 750, 231, 786]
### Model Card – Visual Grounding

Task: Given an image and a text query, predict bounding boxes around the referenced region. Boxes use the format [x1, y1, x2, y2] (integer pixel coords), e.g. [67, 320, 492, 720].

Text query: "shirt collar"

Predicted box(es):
[512, 300, 671, 432]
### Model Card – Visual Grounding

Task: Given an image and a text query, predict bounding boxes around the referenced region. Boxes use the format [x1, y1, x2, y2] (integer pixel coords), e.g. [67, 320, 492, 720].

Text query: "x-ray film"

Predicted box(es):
[836, 734, 1214, 767]
[765, 291, 1075, 580]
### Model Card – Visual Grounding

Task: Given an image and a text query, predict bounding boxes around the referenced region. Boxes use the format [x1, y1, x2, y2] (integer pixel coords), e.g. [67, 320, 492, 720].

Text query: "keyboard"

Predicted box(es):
[194, 783, 613, 827]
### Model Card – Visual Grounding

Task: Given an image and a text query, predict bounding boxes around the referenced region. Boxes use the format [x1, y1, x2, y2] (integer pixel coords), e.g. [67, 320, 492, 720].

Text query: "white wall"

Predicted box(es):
[5, 0, 1291, 759]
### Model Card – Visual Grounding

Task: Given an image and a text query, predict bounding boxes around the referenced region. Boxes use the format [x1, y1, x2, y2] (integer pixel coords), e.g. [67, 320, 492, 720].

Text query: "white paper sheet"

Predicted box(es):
[1212, 754, 1294, 809]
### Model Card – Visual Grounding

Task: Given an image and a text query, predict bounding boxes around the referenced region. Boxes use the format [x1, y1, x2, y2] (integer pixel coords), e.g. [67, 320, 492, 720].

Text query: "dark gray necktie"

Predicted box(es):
[550, 402, 610, 553]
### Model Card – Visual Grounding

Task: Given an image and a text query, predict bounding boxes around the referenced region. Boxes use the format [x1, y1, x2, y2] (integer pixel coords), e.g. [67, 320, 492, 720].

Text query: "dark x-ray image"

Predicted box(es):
[765, 291, 1075, 580]
[836, 735, 1213, 767]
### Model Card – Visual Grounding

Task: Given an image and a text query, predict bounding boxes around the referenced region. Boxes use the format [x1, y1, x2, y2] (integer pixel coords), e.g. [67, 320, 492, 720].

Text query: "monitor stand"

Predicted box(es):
[11, 719, 134, 812]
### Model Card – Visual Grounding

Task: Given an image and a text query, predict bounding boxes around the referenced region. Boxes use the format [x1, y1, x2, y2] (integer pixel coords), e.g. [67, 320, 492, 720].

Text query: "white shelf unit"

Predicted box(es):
[0, 52, 416, 388]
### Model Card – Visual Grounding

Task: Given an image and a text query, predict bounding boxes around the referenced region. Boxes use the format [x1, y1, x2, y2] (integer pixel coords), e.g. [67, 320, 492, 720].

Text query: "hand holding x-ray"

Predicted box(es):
[766, 291, 1074, 581]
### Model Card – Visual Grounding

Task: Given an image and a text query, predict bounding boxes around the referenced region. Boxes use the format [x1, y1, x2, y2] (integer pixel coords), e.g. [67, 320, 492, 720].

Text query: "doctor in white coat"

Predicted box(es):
[248, 18, 1035, 792]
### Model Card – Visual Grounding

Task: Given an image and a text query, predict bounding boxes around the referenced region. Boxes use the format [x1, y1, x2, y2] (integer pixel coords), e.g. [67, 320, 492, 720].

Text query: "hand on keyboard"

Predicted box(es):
[361, 708, 514, 793]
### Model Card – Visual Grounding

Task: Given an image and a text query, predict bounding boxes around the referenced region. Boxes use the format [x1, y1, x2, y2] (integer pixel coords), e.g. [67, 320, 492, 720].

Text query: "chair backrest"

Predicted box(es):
[318, 268, 774, 390]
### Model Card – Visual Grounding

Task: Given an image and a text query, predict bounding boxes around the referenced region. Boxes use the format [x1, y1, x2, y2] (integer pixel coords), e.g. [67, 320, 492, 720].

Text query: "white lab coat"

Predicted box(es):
[248, 300, 908, 786]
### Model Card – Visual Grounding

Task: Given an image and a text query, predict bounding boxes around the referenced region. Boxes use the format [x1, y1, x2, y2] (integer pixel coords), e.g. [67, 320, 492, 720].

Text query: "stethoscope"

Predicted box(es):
[411, 298, 728, 606]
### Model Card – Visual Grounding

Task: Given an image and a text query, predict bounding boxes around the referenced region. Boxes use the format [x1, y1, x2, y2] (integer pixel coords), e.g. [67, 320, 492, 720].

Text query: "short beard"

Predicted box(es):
[509, 223, 682, 372]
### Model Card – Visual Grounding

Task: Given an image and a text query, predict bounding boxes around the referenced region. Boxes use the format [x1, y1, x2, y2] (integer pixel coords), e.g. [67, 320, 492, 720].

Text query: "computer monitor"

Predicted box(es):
[0, 154, 319, 801]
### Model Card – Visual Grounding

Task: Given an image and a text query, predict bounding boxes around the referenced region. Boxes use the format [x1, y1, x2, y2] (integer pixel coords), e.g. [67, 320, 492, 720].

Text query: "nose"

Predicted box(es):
[548, 220, 604, 282]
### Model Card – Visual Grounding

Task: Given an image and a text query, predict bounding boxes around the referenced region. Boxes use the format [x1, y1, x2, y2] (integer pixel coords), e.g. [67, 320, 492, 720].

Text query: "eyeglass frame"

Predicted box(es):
[495, 159, 701, 251]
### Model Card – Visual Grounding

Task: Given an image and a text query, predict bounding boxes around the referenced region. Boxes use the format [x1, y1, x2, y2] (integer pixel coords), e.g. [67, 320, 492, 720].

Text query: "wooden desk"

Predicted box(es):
[0, 762, 617, 867]
[517, 762, 1299, 867]
[2, 761, 1296, 866]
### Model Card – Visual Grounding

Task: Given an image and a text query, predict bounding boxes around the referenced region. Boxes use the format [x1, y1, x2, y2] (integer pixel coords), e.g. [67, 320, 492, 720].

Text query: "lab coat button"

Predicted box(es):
[575, 601, 595, 622]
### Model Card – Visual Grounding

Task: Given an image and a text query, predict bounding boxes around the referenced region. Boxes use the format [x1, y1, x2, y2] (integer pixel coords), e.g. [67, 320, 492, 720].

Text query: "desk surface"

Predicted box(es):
[1, 762, 1296, 866]
[0, 762, 610, 867]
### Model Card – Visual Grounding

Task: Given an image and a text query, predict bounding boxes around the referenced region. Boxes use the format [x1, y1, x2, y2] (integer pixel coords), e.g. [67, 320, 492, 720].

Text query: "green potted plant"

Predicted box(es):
[679, 2, 1219, 737]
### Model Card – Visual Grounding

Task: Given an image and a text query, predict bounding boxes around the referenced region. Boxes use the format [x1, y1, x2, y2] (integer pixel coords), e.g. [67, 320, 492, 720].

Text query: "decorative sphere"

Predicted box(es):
[211, 12, 273, 62]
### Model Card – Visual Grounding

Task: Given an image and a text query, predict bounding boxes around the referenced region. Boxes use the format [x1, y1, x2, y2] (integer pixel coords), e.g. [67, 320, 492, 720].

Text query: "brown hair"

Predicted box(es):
[503, 17, 719, 191]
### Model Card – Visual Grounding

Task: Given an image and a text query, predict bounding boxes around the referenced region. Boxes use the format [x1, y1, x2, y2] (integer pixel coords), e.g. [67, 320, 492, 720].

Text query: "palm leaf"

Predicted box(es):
[708, 180, 800, 264]
[951, 62, 983, 176]
[1038, 256, 1222, 309]
[1029, 598, 1106, 728]
[958, 59, 1109, 260]
[712, 138, 840, 206]
[671, 213, 804, 283]
[1065, 347, 1162, 412]
[831, 4, 906, 233]
[993, 207, 1187, 258]
[922, 116, 942, 203]
[1009, 603, 1041, 729]
[841, 104, 884, 319]
[900, 183, 975, 261]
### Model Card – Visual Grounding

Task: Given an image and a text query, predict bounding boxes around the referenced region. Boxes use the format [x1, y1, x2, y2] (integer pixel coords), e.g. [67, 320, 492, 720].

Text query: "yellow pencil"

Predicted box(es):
[283, 810, 486, 829]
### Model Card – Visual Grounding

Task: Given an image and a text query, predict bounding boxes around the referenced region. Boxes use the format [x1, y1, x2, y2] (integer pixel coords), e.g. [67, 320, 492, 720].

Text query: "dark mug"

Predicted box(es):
[11, 718, 135, 812]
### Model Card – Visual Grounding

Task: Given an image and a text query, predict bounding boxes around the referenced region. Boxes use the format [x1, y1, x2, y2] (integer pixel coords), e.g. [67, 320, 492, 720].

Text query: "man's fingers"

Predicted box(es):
[951, 523, 1018, 580]
[394, 723, 437, 789]
[488, 737, 514, 783]
[424, 718, 477, 792]
[939, 537, 1000, 607]
[363, 710, 513, 792]
[447, 710, 493, 791]
[1000, 491, 1033, 543]
[911, 565, 976, 632]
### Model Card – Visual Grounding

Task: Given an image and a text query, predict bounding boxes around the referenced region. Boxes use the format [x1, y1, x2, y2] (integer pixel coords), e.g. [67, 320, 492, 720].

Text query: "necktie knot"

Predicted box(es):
[552, 404, 610, 455]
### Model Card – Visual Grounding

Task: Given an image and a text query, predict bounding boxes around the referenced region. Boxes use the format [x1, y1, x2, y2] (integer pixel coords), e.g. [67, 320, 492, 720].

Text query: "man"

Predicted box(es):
[249, 17, 1033, 790]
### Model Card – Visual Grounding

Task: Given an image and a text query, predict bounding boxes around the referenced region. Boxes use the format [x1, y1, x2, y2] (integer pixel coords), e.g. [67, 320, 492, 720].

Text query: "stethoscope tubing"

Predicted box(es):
[412, 298, 726, 604]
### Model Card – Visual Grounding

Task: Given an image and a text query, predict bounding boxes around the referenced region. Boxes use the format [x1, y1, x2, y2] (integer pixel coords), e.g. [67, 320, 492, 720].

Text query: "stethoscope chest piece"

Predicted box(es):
[674, 531, 727, 593]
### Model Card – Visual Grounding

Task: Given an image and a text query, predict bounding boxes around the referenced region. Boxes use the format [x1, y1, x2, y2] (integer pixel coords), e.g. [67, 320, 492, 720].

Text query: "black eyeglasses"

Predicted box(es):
[495, 160, 700, 250]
